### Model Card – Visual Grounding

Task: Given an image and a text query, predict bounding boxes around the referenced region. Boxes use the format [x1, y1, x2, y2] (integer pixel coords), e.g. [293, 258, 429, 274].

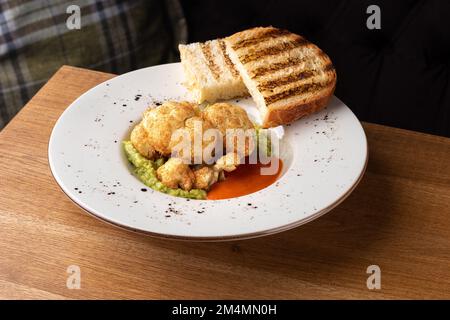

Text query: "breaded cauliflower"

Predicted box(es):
[156, 157, 195, 191]
[142, 101, 197, 156]
[169, 116, 219, 164]
[130, 123, 156, 159]
[203, 103, 256, 156]
[214, 152, 241, 172]
[130, 101, 258, 192]
[193, 166, 220, 190]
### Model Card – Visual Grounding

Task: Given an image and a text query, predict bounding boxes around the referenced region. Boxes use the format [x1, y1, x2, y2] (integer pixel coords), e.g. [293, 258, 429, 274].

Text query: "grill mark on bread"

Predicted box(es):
[201, 42, 220, 80]
[218, 39, 240, 78]
[232, 28, 291, 50]
[258, 70, 315, 91]
[264, 80, 333, 105]
[250, 57, 308, 79]
[240, 38, 309, 65]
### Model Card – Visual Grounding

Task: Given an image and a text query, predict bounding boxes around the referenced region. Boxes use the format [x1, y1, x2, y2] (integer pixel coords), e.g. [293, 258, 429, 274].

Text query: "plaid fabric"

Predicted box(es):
[0, 0, 187, 129]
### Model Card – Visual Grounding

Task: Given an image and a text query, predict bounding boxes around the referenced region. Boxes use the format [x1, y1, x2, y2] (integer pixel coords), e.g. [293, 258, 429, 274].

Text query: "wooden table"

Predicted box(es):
[1, 66, 449, 299]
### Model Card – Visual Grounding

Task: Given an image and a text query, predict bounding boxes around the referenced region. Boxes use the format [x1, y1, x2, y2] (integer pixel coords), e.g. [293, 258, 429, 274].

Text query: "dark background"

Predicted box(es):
[181, 0, 450, 137]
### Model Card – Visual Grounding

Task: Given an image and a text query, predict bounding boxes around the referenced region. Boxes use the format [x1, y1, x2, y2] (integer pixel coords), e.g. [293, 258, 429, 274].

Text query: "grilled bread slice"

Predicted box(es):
[224, 27, 336, 128]
[179, 40, 248, 103]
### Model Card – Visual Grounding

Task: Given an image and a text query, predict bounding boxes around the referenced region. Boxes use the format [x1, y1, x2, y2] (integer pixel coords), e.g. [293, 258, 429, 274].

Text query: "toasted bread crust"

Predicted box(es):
[262, 83, 335, 128]
[262, 60, 337, 127]
[225, 26, 337, 128]
[180, 26, 337, 127]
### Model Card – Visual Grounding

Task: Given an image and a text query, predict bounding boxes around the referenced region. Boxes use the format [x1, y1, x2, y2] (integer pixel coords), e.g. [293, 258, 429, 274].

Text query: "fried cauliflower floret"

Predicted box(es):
[156, 158, 195, 191]
[169, 116, 219, 164]
[203, 103, 254, 132]
[130, 122, 156, 159]
[142, 101, 197, 156]
[203, 103, 256, 157]
[214, 152, 241, 172]
[131, 101, 263, 193]
[193, 166, 220, 190]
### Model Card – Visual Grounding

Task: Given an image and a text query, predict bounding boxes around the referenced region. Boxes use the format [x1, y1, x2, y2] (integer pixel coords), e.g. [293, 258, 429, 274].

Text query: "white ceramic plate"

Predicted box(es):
[48, 63, 367, 241]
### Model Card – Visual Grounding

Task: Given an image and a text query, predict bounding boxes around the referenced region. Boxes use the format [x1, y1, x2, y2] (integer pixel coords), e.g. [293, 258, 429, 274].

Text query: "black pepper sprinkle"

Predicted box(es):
[78, 191, 82, 194]
[247, 203, 252, 206]
[129, 120, 133, 123]
[141, 188, 147, 192]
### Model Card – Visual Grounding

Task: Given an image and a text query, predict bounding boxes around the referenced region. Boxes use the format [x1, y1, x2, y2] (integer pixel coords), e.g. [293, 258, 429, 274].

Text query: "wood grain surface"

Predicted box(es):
[1, 66, 449, 299]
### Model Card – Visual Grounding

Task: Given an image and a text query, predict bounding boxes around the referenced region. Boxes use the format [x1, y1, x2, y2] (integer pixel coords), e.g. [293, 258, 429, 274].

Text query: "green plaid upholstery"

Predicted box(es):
[0, 0, 187, 129]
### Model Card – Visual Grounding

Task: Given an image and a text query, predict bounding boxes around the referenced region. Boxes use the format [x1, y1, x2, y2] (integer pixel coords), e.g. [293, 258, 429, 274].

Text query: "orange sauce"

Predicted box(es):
[207, 158, 283, 200]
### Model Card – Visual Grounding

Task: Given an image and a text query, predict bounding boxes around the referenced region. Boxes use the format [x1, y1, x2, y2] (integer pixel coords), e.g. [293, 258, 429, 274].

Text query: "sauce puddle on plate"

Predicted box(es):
[207, 158, 283, 200]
